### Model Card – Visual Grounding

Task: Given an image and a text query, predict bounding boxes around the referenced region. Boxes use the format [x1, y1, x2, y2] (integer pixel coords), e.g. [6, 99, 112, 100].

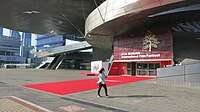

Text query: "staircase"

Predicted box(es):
[47, 54, 64, 69]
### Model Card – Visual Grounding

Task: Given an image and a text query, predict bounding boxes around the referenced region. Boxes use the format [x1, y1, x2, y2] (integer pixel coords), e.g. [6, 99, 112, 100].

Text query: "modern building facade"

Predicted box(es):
[0, 0, 199, 72]
[1, 27, 34, 63]
[36, 35, 66, 51]
[0, 27, 3, 36]
[0, 36, 26, 66]
[85, 0, 200, 76]
[35, 34, 91, 69]
[20, 33, 33, 61]
[0, 0, 107, 69]
[10, 30, 21, 39]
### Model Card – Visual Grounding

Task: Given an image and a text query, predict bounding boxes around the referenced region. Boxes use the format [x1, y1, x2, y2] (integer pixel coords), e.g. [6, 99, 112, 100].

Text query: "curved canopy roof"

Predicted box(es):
[84, 0, 200, 49]
[0, 0, 103, 36]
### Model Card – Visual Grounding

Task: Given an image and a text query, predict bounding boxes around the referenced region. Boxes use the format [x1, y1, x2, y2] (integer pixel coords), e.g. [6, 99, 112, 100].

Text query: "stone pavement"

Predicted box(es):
[0, 96, 50, 112]
[0, 69, 200, 112]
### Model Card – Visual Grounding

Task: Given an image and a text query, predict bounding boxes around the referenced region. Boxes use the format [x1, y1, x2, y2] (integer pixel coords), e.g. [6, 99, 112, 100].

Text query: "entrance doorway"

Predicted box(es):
[127, 62, 160, 76]
[126, 62, 136, 76]
[136, 63, 160, 76]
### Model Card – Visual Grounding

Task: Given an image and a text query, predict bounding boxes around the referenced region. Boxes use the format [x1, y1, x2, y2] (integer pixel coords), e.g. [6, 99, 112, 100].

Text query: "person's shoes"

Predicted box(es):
[97, 95, 101, 98]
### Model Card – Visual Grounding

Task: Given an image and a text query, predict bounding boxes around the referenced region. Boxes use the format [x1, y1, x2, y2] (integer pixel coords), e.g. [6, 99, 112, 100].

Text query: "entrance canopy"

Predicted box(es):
[0, 0, 103, 36]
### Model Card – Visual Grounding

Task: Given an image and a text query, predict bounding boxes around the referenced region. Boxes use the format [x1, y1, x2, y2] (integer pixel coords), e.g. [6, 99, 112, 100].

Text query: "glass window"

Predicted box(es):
[136, 63, 160, 76]
[155, 64, 160, 68]
[137, 63, 142, 69]
[0, 51, 5, 55]
[149, 63, 154, 69]
[143, 63, 148, 69]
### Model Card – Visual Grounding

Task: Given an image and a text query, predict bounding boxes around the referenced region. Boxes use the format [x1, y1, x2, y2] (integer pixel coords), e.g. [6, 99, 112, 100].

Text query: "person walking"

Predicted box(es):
[97, 68, 109, 97]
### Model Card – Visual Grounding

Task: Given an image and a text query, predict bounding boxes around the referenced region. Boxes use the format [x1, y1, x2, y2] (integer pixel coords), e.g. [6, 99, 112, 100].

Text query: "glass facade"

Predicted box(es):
[20, 33, 33, 60]
[36, 35, 85, 51]
[136, 63, 160, 76]
[0, 36, 25, 66]
[36, 35, 65, 51]
[0, 28, 3, 36]
[10, 30, 21, 39]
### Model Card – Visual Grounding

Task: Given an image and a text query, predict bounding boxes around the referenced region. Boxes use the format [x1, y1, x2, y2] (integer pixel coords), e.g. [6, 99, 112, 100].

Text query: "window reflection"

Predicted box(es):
[136, 63, 160, 76]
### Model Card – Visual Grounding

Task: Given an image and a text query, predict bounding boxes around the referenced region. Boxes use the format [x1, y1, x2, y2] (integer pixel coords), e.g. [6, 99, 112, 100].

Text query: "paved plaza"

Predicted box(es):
[0, 69, 200, 112]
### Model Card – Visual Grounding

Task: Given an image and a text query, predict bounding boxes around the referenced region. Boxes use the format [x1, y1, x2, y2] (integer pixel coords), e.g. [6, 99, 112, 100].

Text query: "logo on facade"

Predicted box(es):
[143, 30, 159, 51]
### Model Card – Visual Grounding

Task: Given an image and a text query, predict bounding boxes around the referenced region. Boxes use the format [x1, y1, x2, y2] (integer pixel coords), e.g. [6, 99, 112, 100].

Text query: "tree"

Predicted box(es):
[143, 31, 159, 51]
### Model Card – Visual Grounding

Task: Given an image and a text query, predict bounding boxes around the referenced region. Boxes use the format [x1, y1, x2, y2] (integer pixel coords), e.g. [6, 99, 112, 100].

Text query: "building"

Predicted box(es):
[36, 35, 66, 51]
[21, 33, 31, 48]
[0, 0, 199, 73]
[0, 27, 3, 36]
[36, 34, 85, 50]
[10, 30, 21, 39]
[1, 28, 34, 64]
[20, 32, 33, 62]
[0, 36, 26, 66]
[0, 0, 109, 69]
[35, 34, 91, 69]
[85, 0, 200, 76]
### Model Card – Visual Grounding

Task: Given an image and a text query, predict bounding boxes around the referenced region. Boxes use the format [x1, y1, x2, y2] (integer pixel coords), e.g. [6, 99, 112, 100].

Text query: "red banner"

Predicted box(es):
[114, 27, 173, 61]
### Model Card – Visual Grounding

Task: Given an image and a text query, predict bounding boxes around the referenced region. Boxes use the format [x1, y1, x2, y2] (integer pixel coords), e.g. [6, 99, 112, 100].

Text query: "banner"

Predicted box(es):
[91, 61, 102, 73]
[114, 27, 173, 61]
[91, 61, 109, 75]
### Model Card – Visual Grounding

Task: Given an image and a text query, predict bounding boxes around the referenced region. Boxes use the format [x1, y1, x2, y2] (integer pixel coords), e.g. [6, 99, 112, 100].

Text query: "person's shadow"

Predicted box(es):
[108, 95, 165, 99]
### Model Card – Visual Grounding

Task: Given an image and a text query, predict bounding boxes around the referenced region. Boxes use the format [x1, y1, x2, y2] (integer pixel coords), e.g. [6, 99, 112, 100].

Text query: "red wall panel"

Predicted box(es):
[161, 61, 173, 67]
[108, 62, 127, 75]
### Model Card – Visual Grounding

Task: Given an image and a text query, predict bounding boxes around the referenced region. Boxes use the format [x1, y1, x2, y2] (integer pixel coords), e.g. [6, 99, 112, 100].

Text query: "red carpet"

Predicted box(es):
[24, 76, 152, 95]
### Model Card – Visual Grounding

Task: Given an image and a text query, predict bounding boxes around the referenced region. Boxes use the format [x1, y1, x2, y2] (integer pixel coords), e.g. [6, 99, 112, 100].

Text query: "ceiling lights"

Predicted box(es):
[22, 11, 40, 14]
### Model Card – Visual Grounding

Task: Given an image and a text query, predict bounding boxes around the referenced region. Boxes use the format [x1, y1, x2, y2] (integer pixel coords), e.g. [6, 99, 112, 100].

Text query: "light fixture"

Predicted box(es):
[22, 10, 40, 14]
[58, 21, 63, 24]
[31, 11, 40, 14]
